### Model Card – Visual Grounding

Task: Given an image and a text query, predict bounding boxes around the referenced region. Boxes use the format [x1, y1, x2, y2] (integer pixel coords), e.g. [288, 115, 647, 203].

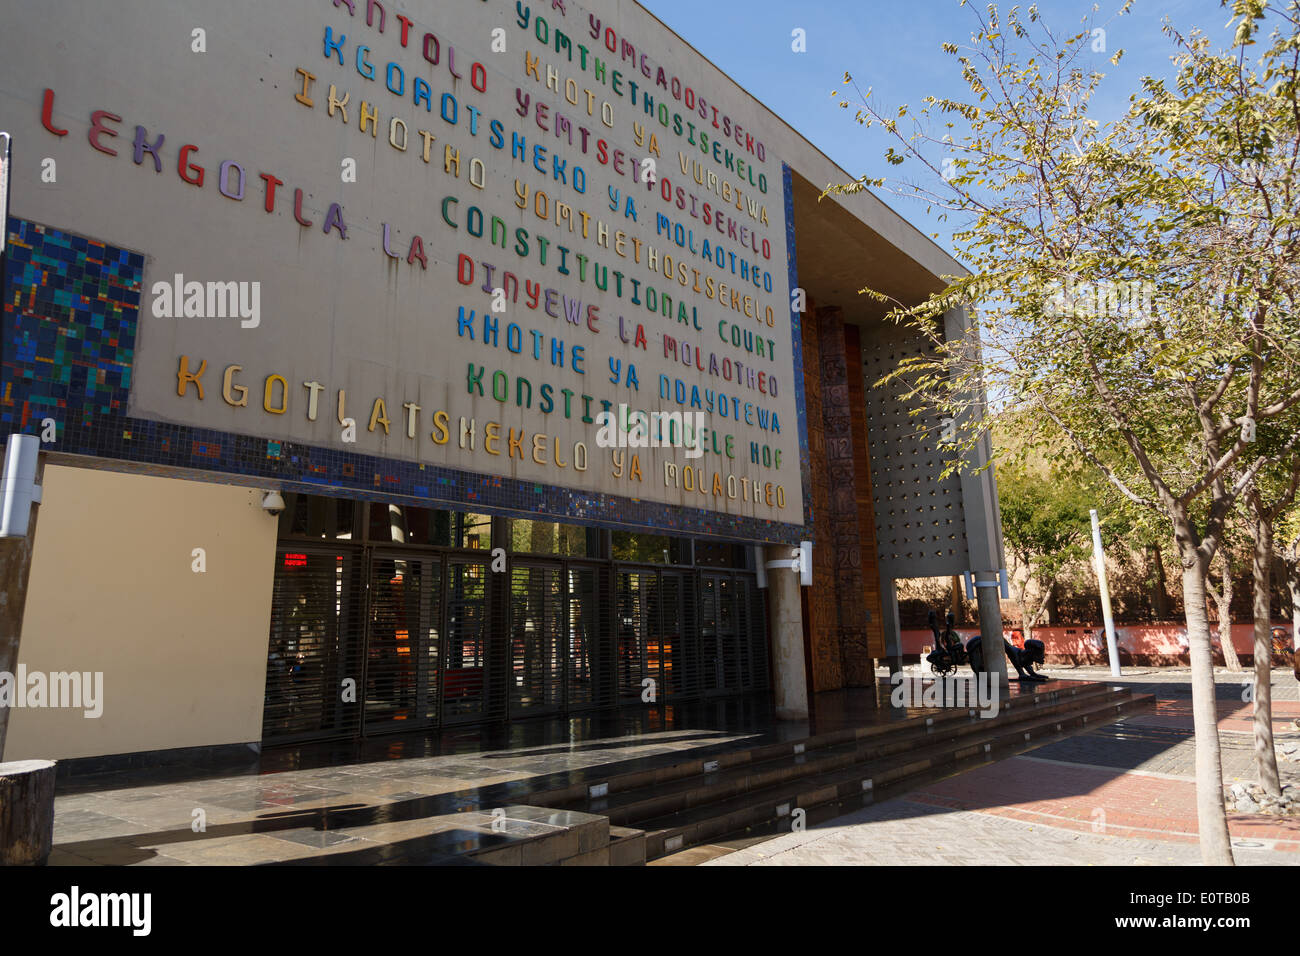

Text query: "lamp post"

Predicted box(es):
[1090, 508, 1122, 677]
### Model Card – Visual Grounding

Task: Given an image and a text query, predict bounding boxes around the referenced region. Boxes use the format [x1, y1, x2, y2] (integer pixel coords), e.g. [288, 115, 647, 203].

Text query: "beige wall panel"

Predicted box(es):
[5, 466, 278, 761]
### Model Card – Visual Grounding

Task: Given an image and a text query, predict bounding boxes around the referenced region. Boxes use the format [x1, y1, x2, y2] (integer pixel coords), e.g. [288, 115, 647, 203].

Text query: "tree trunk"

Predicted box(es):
[1022, 577, 1055, 644]
[1013, 573, 1036, 644]
[1289, 565, 1300, 682]
[1149, 544, 1171, 621]
[951, 574, 963, 624]
[1291, 571, 1300, 653]
[1250, 512, 1281, 796]
[1211, 550, 1243, 671]
[1175, 524, 1235, 865]
[1046, 581, 1061, 626]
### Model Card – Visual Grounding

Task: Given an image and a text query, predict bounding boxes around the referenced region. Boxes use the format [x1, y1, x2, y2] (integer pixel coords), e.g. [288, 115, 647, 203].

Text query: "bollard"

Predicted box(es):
[0, 759, 56, 865]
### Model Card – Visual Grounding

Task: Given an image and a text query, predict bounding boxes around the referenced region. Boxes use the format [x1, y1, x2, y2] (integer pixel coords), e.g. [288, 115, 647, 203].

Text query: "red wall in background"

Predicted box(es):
[901, 623, 1295, 666]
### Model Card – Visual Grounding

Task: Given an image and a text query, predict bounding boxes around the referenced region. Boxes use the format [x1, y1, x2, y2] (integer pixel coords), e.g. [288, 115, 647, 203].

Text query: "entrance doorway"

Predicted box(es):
[262, 545, 494, 743]
[507, 560, 603, 716]
[260, 494, 771, 745]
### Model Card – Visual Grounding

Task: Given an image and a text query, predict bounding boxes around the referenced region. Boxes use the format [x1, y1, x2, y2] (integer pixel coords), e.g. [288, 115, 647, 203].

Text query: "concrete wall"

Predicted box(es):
[5, 466, 278, 760]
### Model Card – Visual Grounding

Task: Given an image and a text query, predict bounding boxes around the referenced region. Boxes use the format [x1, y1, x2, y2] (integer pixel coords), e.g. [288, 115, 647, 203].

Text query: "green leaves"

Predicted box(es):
[828, 0, 1300, 542]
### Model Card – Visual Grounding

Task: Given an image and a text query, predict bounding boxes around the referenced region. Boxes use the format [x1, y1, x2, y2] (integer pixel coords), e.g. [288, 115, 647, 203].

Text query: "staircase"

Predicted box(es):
[522, 679, 1154, 864]
[263, 679, 1153, 866]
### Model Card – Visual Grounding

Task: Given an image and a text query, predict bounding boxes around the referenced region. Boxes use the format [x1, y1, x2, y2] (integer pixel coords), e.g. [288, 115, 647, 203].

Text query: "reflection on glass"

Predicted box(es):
[456, 513, 493, 550]
[366, 502, 459, 547]
[278, 493, 356, 540]
[611, 532, 690, 564]
[508, 519, 598, 557]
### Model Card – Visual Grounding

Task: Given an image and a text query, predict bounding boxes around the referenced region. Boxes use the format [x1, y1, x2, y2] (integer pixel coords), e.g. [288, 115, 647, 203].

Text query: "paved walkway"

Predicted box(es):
[45, 667, 1300, 866]
[707, 666, 1300, 866]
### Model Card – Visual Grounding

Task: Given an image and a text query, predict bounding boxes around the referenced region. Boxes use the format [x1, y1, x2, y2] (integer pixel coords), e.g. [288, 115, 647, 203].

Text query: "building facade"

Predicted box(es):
[0, 0, 1003, 766]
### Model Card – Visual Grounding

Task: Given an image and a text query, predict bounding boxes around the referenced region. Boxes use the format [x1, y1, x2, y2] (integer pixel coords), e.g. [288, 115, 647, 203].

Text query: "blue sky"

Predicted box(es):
[642, 0, 1227, 258]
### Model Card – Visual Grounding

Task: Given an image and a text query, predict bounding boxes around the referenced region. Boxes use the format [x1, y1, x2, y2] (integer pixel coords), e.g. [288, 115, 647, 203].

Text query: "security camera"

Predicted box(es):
[261, 491, 285, 516]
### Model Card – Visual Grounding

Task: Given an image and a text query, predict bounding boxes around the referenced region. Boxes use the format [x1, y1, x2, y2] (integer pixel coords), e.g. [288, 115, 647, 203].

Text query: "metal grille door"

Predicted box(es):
[565, 565, 600, 709]
[262, 548, 365, 743]
[509, 563, 565, 714]
[699, 572, 769, 696]
[615, 569, 691, 703]
[263, 535, 770, 743]
[363, 551, 442, 733]
[443, 556, 491, 723]
[740, 576, 770, 692]
[616, 570, 649, 702]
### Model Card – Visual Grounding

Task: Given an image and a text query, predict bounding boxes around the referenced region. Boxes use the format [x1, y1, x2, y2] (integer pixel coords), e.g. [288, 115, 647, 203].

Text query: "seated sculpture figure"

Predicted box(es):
[924, 610, 967, 676]
[966, 635, 1050, 681]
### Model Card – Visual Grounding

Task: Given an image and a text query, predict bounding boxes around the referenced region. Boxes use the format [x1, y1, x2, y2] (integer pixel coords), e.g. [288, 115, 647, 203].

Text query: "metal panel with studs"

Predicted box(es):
[859, 318, 972, 580]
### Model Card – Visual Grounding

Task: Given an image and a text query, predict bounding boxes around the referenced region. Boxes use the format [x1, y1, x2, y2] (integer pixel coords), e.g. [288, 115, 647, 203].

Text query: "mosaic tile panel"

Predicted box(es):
[783, 163, 813, 531]
[1, 219, 140, 434]
[3, 216, 806, 544]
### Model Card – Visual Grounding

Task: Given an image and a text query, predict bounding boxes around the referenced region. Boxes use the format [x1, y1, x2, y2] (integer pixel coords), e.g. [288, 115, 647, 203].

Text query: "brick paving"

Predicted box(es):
[703, 797, 1291, 866]
[708, 667, 1300, 866]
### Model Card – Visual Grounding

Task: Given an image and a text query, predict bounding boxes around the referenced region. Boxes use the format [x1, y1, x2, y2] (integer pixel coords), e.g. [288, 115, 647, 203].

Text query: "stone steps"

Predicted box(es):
[264, 680, 1152, 866]
[524, 680, 1122, 817]
[576, 684, 1127, 829]
[637, 689, 1154, 862]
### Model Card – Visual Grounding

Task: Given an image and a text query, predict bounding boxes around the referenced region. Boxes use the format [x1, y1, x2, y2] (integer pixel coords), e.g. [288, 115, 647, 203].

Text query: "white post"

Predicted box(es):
[1090, 508, 1121, 676]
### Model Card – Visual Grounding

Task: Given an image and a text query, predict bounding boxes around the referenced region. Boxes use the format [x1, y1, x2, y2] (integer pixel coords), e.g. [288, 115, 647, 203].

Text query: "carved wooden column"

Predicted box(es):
[800, 304, 842, 691]
[817, 306, 872, 687]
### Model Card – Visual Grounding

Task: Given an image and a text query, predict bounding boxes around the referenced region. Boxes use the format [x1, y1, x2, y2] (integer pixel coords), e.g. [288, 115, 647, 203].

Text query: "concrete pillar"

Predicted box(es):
[766, 544, 809, 720]
[881, 576, 903, 676]
[974, 570, 1009, 689]
[0, 449, 43, 761]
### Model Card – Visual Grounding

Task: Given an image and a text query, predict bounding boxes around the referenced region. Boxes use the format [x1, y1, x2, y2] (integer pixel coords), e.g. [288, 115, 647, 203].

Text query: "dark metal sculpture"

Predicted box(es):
[924, 610, 968, 676]
[966, 634, 1051, 681]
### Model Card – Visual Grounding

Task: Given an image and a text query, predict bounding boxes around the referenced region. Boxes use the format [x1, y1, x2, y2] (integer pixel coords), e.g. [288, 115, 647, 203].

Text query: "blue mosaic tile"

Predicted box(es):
[783, 163, 813, 530]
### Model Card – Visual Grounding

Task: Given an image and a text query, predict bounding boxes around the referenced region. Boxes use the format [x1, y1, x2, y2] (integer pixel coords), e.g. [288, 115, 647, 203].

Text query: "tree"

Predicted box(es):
[1279, 505, 1300, 657]
[1242, 456, 1300, 794]
[1204, 532, 1245, 672]
[998, 463, 1094, 639]
[829, 0, 1300, 864]
[1144, 0, 1300, 800]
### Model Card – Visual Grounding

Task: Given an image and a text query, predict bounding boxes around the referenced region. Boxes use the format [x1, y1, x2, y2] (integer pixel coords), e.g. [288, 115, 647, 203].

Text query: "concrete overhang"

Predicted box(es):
[789, 166, 969, 326]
